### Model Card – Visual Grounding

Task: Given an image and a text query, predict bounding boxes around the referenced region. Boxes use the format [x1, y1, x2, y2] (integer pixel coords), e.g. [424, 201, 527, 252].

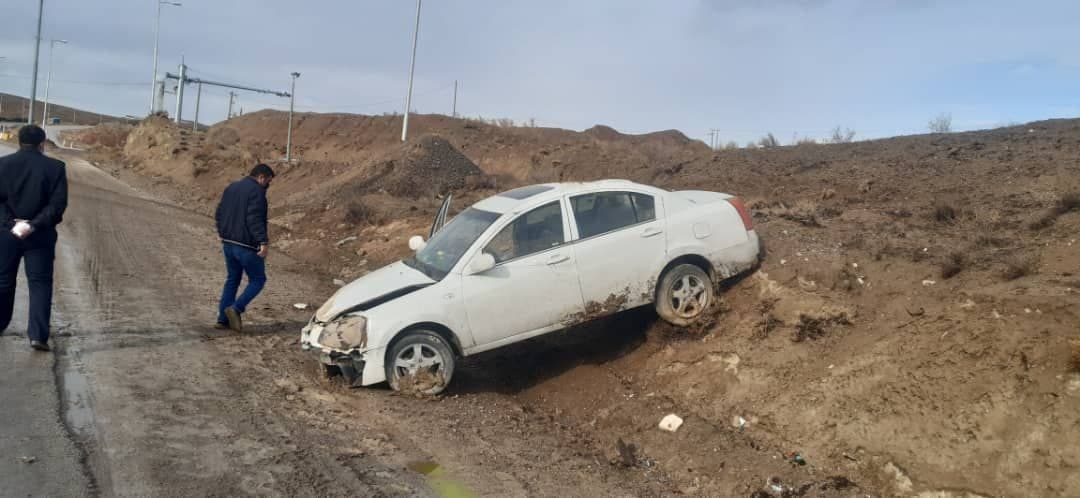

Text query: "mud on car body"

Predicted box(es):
[301, 180, 761, 395]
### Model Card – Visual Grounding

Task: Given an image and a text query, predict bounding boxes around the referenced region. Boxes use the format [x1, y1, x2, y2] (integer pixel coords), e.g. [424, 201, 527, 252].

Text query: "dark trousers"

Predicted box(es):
[217, 243, 267, 324]
[0, 230, 57, 343]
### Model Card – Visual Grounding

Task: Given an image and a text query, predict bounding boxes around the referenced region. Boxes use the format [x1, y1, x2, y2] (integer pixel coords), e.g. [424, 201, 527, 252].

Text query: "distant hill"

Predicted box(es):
[0, 92, 126, 126]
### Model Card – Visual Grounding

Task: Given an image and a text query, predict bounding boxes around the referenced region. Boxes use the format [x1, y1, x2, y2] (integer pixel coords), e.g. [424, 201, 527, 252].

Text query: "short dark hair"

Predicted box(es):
[18, 125, 47, 147]
[249, 163, 275, 178]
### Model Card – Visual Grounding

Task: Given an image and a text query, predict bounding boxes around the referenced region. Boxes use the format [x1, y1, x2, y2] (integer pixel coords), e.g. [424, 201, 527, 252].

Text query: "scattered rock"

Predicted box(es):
[959, 299, 976, 310]
[274, 378, 302, 394]
[922, 279, 936, 286]
[658, 414, 683, 432]
[333, 279, 347, 287]
[19, 456, 36, 464]
[336, 236, 359, 247]
[293, 303, 309, 310]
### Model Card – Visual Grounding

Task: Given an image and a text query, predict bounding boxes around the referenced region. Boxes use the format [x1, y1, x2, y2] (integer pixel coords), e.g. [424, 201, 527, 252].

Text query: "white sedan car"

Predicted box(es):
[301, 180, 760, 394]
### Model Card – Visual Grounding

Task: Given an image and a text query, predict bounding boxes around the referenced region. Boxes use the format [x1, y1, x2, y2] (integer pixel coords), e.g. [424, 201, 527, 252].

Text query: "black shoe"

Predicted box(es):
[30, 340, 50, 352]
[224, 307, 243, 332]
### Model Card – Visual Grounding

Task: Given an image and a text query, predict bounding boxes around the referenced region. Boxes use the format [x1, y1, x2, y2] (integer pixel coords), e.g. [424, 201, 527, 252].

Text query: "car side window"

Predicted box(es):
[571, 191, 654, 239]
[631, 193, 656, 223]
[484, 202, 565, 263]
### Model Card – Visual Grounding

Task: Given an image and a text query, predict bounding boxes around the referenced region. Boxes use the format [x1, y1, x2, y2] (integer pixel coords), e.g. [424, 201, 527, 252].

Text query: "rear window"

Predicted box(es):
[571, 192, 656, 239]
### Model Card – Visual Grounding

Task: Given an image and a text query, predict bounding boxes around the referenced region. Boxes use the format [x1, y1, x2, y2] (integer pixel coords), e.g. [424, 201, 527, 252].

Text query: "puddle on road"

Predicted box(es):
[407, 461, 476, 498]
[58, 345, 98, 440]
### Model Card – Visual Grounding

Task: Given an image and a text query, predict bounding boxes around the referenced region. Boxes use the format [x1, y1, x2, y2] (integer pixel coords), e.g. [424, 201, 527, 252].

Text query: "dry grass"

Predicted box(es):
[940, 252, 967, 279]
[974, 235, 1008, 248]
[1002, 255, 1038, 281]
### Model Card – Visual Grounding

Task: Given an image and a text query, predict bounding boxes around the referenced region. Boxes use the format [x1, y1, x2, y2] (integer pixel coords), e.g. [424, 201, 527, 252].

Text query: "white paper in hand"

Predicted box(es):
[11, 221, 32, 238]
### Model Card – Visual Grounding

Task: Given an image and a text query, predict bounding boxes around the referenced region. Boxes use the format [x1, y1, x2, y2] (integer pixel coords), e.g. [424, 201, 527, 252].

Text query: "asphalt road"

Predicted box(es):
[0, 142, 91, 496]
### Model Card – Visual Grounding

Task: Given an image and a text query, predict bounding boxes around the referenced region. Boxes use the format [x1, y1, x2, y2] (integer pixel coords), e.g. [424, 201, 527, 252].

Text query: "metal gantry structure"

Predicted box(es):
[163, 63, 298, 160]
[164, 64, 292, 126]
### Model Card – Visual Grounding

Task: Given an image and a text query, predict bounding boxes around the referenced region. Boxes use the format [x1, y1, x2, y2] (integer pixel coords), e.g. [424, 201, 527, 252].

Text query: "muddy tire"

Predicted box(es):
[655, 264, 714, 327]
[385, 330, 455, 396]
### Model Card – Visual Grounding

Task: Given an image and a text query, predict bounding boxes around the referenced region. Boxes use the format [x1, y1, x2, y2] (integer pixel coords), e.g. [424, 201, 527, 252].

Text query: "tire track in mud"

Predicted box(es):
[49, 157, 439, 497]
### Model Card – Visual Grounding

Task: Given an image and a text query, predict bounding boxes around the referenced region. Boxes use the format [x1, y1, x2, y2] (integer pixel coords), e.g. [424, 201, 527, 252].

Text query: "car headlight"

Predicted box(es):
[317, 315, 368, 351]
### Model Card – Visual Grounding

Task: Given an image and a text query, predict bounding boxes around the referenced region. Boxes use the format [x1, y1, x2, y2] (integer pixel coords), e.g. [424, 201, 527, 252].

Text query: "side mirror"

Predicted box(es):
[408, 235, 426, 252]
[468, 252, 496, 274]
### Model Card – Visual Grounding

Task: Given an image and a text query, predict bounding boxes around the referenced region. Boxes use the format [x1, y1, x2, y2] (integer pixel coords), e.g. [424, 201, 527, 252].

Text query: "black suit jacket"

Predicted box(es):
[0, 149, 68, 236]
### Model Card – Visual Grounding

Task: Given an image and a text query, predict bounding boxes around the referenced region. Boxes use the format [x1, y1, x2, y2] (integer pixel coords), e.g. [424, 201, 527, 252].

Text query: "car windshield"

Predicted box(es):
[406, 207, 500, 280]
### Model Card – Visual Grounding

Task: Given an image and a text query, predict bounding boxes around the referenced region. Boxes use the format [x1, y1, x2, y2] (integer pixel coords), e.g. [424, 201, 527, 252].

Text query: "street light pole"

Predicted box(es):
[42, 39, 68, 127]
[0, 57, 6, 117]
[401, 0, 422, 142]
[286, 72, 300, 162]
[28, 0, 44, 124]
[151, 1, 182, 115]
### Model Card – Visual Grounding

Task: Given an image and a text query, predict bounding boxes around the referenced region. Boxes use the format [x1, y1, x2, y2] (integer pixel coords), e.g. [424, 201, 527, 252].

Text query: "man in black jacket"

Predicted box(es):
[214, 163, 274, 332]
[0, 125, 68, 351]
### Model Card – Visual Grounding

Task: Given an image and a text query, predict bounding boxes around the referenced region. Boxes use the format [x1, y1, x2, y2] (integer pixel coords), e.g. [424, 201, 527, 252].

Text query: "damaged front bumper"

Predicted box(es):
[301, 317, 374, 387]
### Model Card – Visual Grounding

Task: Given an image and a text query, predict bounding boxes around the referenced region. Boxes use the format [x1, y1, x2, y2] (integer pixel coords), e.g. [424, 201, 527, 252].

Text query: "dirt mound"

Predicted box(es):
[357, 135, 489, 198]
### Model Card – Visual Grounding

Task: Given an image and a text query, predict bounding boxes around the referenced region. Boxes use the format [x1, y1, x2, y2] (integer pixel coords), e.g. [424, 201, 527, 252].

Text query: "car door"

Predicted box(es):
[569, 190, 667, 313]
[462, 200, 586, 349]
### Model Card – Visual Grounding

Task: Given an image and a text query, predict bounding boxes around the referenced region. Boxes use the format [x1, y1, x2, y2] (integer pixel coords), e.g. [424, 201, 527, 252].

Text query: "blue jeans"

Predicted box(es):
[217, 243, 267, 324]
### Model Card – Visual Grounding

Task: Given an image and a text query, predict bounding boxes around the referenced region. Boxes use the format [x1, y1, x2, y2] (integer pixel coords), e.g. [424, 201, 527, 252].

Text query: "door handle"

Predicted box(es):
[642, 227, 664, 238]
[547, 254, 570, 265]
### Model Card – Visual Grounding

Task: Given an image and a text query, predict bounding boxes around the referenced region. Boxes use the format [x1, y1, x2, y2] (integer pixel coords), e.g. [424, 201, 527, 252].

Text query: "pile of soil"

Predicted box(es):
[350, 135, 489, 198]
[76, 111, 1080, 496]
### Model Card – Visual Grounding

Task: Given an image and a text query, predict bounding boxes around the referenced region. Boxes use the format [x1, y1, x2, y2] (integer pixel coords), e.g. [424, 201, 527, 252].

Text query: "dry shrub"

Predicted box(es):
[344, 201, 380, 226]
[1002, 255, 1038, 281]
[933, 203, 958, 223]
[792, 311, 851, 342]
[1070, 339, 1080, 373]
[940, 252, 967, 279]
[771, 200, 821, 227]
[821, 188, 836, 200]
[1030, 192, 1080, 230]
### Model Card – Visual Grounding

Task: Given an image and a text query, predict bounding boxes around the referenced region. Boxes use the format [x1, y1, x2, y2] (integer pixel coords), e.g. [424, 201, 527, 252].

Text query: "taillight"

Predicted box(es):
[727, 197, 754, 231]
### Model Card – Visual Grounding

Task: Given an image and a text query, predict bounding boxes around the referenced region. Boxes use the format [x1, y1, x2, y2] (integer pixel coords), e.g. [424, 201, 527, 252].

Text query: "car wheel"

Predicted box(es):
[655, 264, 714, 326]
[385, 330, 455, 395]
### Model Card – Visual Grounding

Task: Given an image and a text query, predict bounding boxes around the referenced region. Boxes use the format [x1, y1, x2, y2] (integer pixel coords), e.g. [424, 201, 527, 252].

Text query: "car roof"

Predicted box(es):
[472, 180, 661, 215]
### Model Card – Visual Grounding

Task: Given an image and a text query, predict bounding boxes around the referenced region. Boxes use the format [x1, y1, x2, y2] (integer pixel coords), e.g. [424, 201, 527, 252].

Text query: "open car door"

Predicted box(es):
[429, 194, 453, 238]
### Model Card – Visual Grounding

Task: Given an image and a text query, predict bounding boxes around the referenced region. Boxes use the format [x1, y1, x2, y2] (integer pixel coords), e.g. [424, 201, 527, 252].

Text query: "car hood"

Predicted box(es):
[314, 261, 435, 322]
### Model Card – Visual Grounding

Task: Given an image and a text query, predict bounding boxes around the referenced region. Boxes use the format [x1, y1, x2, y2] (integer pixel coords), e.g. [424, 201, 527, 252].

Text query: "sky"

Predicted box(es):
[1, 0, 1079, 144]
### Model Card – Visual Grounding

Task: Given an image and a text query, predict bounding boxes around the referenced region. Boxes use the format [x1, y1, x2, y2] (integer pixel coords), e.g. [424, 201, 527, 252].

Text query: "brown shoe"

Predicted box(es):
[224, 307, 243, 332]
[213, 322, 229, 330]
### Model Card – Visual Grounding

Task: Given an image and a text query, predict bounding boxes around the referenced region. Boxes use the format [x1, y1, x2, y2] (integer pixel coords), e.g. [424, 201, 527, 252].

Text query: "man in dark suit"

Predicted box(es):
[0, 125, 69, 352]
[214, 163, 274, 332]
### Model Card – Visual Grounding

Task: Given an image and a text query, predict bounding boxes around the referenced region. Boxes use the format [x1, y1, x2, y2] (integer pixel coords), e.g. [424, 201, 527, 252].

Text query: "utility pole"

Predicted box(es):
[192, 81, 202, 131]
[151, 1, 182, 114]
[174, 61, 186, 124]
[28, 0, 44, 124]
[286, 72, 300, 162]
[452, 80, 458, 118]
[42, 39, 68, 127]
[0, 57, 5, 117]
[401, 0, 422, 142]
[226, 91, 236, 119]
